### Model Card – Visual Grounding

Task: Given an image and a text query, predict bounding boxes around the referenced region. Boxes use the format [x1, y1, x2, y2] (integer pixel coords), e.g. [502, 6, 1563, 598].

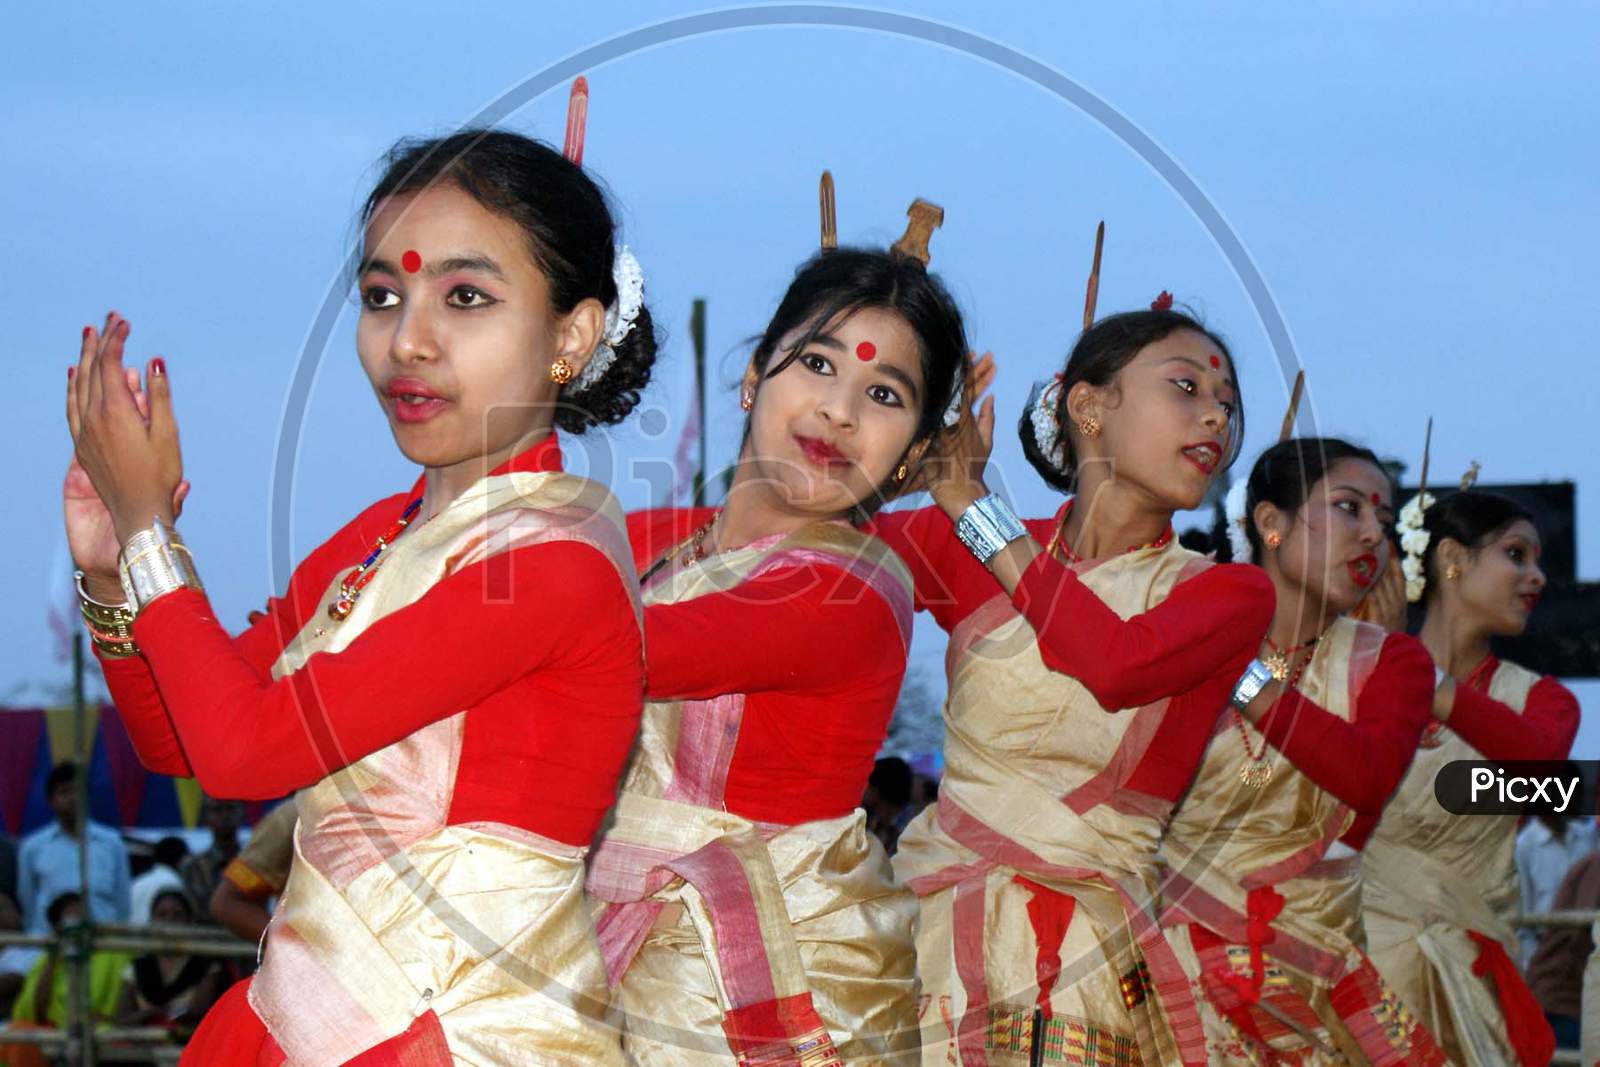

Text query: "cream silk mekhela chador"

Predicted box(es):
[587, 523, 921, 1067]
[1362, 659, 1550, 1067]
[1159, 616, 1447, 1065]
[893, 542, 1219, 1067]
[247, 467, 640, 1065]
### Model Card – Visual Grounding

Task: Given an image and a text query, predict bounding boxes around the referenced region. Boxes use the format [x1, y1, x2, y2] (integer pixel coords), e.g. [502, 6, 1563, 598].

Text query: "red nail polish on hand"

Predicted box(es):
[83, 326, 92, 339]
[151, 358, 166, 376]
[68, 367, 76, 380]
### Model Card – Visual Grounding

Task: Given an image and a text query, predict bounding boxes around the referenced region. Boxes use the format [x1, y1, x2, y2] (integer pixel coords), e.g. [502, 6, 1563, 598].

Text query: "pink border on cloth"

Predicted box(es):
[591, 836, 786, 1009]
[660, 840, 779, 1010]
[951, 875, 993, 1067]
[913, 795, 1208, 1067]
[664, 694, 745, 808]
[748, 545, 915, 649]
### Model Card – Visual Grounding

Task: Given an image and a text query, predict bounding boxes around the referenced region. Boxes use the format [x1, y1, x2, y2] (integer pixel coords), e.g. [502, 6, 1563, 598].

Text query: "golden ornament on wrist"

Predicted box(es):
[76, 570, 138, 658]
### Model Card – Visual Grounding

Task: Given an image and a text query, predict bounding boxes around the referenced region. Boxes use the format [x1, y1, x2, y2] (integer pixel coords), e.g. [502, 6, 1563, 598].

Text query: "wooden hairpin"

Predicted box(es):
[819, 171, 837, 251]
[562, 76, 589, 165]
[1082, 220, 1105, 332]
[1417, 416, 1433, 501]
[890, 199, 944, 266]
[1278, 370, 1305, 442]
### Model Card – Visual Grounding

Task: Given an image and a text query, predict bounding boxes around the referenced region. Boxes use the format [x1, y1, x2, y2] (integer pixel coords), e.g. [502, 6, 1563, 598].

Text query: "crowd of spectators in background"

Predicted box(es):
[0, 762, 295, 1060]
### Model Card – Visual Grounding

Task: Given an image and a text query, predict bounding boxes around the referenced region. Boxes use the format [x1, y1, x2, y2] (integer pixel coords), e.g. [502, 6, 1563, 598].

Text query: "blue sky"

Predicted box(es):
[4, 2, 1596, 751]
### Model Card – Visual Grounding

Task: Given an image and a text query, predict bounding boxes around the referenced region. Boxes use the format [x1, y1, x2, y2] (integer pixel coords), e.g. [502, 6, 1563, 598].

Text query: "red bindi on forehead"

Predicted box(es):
[856, 341, 876, 361]
[1371, 492, 1382, 506]
[1208, 354, 1220, 370]
[401, 250, 422, 273]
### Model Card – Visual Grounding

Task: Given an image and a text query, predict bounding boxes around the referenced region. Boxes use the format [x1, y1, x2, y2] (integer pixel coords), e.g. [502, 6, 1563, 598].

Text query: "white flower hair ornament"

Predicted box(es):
[1026, 374, 1067, 468]
[1225, 478, 1254, 564]
[1398, 490, 1436, 603]
[569, 245, 644, 393]
[940, 368, 966, 429]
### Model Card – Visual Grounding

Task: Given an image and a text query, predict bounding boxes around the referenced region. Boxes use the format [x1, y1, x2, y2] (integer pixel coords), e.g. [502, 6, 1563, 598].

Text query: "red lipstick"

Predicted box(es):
[385, 377, 448, 424]
[795, 435, 847, 468]
[1181, 441, 1221, 475]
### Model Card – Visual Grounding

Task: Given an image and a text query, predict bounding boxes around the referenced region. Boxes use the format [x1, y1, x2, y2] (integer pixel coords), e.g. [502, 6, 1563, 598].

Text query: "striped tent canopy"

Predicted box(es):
[0, 705, 278, 835]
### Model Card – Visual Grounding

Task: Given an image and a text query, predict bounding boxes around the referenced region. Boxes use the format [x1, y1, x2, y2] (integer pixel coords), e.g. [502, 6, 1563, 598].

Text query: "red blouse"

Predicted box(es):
[869, 503, 1275, 803]
[1248, 632, 1435, 846]
[1448, 656, 1580, 762]
[99, 435, 644, 848]
[627, 508, 908, 825]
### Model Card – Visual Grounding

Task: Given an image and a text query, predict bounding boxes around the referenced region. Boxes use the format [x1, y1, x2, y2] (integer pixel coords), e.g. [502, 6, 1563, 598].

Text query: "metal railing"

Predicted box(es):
[0, 922, 255, 1065]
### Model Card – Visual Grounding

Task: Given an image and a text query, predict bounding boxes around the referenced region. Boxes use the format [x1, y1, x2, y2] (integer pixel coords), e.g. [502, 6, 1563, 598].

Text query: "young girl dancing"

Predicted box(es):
[65, 127, 654, 1064]
[588, 204, 967, 1066]
[875, 305, 1274, 1066]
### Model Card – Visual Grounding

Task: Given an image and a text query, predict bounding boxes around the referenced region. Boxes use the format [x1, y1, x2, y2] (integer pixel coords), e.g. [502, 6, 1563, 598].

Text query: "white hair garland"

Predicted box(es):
[1026, 374, 1066, 468]
[570, 245, 645, 393]
[1225, 478, 1253, 564]
[1398, 490, 1436, 603]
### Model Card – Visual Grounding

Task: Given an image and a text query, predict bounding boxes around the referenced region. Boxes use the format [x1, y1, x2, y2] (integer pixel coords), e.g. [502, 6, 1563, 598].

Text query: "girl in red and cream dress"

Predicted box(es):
[586, 232, 969, 1066]
[872, 305, 1274, 1066]
[1363, 488, 1578, 1067]
[63, 129, 654, 1065]
[1157, 437, 1446, 1065]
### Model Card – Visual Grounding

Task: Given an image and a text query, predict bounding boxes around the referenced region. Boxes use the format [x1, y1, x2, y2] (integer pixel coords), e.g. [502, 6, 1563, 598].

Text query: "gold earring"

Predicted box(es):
[1264, 530, 1282, 550]
[740, 390, 753, 411]
[1445, 564, 1462, 580]
[1078, 416, 1101, 438]
[894, 462, 909, 483]
[550, 358, 574, 385]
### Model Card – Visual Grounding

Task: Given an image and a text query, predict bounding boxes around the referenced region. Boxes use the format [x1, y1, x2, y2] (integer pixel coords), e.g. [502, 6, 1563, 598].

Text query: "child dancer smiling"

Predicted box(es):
[589, 199, 967, 1066]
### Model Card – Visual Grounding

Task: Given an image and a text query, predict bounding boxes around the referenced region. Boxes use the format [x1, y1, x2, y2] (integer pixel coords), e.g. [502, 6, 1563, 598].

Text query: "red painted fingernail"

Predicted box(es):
[151, 358, 166, 376]
[68, 367, 76, 380]
[83, 326, 92, 339]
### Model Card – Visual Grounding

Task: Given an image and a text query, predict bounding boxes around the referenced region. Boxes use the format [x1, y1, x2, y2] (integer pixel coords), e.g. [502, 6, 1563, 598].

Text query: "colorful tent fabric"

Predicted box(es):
[0, 705, 278, 835]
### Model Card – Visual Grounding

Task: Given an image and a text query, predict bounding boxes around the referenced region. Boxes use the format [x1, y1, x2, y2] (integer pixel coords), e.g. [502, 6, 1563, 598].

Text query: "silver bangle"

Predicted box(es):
[954, 493, 1027, 564]
[118, 518, 203, 614]
[1230, 658, 1274, 710]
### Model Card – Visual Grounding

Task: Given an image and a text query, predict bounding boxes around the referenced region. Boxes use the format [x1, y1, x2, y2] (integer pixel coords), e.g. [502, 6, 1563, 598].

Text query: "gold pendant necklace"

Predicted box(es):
[1234, 711, 1273, 788]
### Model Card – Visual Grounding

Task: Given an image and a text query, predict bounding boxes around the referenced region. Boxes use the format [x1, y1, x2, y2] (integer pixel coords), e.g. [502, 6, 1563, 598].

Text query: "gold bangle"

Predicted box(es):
[75, 571, 134, 621]
[88, 631, 139, 659]
[76, 571, 137, 653]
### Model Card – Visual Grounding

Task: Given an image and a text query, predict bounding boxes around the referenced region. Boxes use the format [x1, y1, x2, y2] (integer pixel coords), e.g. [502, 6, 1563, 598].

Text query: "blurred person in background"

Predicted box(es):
[17, 764, 130, 941]
[178, 797, 243, 926]
[116, 888, 236, 1032]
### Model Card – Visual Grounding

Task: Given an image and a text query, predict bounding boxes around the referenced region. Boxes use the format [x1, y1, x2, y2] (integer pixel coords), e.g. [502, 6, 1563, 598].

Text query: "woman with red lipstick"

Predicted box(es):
[872, 307, 1274, 1067]
[587, 243, 967, 1066]
[1363, 490, 1577, 1067]
[62, 130, 654, 1064]
[1157, 437, 1447, 1064]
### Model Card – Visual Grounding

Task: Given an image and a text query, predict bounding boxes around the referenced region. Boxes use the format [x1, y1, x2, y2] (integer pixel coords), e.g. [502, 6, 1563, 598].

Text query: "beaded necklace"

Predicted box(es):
[1043, 500, 1174, 565]
[638, 509, 723, 585]
[1234, 619, 1334, 788]
[327, 498, 423, 621]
